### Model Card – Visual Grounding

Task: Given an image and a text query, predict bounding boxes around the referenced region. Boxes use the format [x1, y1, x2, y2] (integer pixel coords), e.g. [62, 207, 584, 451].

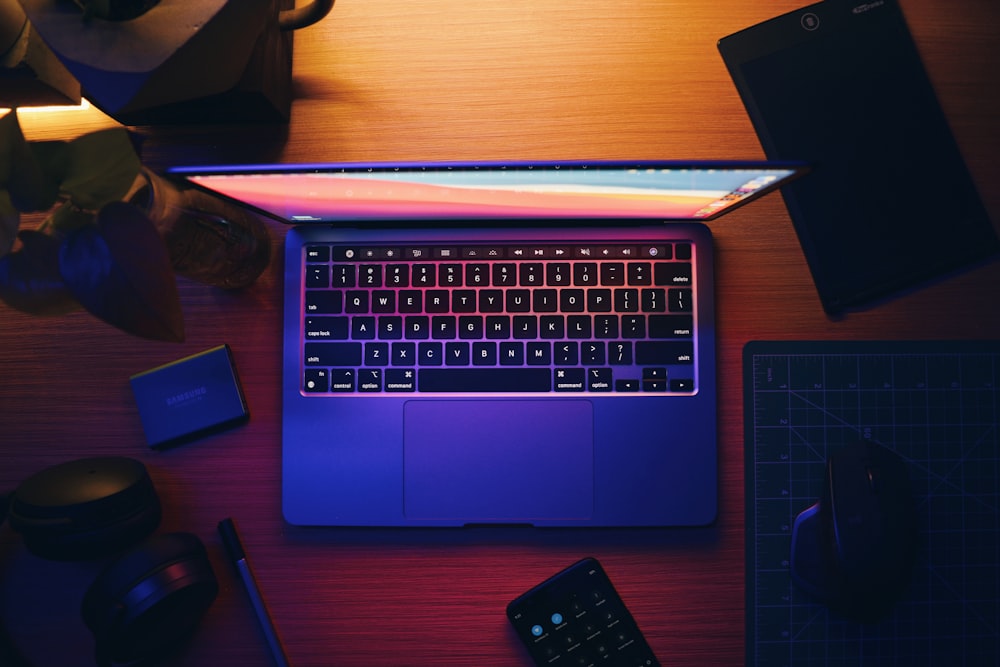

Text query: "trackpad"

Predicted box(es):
[403, 400, 594, 522]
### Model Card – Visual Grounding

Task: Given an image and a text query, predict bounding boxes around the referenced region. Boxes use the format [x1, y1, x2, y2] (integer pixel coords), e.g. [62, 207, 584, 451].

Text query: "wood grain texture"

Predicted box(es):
[2, 1, 999, 665]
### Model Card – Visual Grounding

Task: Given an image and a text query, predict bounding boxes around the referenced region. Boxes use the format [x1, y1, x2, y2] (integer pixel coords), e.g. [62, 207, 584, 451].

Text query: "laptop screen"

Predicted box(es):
[168, 161, 803, 223]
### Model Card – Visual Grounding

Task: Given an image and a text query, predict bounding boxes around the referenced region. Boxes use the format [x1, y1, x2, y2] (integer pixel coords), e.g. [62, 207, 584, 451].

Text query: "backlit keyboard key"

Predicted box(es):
[305, 342, 362, 366]
[419, 368, 551, 392]
[305, 317, 349, 339]
[306, 265, 329, 288]
[635, 341, 694, 365]
[305, 291, 342, 314]
[648, 314, 694, 338]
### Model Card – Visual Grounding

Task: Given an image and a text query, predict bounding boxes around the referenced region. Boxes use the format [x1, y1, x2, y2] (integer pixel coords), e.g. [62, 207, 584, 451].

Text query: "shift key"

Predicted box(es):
[304, 342, 362, 366]
[635, 341, 694, 365]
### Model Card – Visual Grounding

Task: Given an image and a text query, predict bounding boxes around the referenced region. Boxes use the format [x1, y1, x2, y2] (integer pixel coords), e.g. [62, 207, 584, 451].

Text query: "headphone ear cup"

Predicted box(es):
[7, 458, 161, 561]
[81, 532, 219, 667]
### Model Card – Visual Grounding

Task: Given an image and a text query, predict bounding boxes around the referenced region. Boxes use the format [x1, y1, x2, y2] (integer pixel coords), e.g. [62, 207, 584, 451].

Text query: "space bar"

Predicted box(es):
[418, 368, 551, 392]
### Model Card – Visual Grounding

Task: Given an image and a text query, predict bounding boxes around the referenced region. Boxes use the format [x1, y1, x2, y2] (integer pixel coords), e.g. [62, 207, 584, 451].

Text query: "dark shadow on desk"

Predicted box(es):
[282, 523, 721, 553]
[136, 124, 291, 171]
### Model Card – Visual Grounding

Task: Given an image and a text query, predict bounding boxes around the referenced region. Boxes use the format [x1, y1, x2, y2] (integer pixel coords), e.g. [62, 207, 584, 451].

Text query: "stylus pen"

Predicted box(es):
[218, 517, 291, 667]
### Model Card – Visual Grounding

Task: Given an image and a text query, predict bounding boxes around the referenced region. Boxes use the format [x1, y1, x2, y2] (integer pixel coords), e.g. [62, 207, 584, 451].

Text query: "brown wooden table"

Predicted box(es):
[3, 1, 998, 665]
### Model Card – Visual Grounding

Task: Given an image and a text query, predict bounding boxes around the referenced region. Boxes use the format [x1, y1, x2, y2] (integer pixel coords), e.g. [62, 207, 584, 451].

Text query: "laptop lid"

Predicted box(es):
[167, 160, 805, 224]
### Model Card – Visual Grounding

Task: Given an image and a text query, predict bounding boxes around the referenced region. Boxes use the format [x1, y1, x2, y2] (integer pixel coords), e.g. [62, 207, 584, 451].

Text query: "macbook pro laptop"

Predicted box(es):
[169, 161, 804, 527]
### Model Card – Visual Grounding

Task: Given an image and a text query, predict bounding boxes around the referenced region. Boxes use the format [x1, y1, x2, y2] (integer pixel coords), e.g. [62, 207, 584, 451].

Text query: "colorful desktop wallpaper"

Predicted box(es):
[180, 164, 798, 223]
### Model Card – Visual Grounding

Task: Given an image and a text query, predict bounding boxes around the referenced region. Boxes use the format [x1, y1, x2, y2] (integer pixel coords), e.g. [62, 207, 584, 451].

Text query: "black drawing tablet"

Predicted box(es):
[718, 0, 998, 314]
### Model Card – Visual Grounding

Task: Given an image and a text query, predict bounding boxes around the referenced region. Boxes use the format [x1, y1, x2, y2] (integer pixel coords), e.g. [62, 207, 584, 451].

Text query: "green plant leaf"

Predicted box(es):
[42, 201, 97, 238]
[0, 111, 21, 186]
[59, 202, 184, 341]
[0, 230, 80, 315]
[1, 191, 18, 257]
[0, 111, 60, 213]
[60, 129, 142, 211]
[29, 140, 73, 189]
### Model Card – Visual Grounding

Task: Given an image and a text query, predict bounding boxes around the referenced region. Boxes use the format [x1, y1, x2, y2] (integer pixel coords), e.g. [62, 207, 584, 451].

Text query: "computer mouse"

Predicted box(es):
[790, 441, 919, 623]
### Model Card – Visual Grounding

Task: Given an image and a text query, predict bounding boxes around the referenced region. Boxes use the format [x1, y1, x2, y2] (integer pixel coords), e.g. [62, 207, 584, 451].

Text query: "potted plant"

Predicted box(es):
[0, 110, 271, 341]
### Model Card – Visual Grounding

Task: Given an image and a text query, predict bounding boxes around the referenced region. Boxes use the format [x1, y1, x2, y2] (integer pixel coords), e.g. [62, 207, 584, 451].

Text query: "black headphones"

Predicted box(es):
[1, 457, 218, 667]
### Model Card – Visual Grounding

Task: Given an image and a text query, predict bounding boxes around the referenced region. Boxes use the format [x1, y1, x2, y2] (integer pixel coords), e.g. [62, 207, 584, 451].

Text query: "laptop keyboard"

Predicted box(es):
[300, 242, 698, 394]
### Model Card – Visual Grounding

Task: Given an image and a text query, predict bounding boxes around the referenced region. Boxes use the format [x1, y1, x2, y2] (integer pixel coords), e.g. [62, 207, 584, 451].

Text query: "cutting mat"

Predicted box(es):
[743, 341, 999, 666]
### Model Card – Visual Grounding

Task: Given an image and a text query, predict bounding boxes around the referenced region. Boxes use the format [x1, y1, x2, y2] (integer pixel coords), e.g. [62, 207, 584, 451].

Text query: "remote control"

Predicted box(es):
[507, 557, 661, 666]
